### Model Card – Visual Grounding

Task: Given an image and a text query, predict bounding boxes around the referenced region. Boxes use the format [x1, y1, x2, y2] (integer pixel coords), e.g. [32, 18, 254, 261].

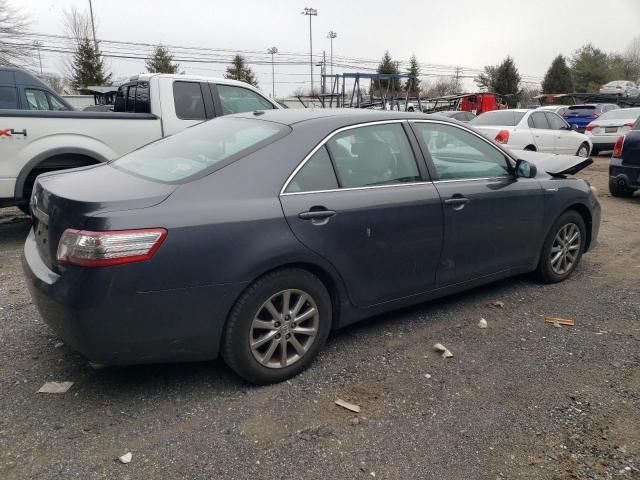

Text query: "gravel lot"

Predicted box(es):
[0, 155, 638, 479]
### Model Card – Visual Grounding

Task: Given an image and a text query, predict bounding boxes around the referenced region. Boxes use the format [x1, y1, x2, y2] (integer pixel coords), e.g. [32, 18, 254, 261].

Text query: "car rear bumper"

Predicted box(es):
[610, 157, 640, 189]
[22, 228, 247, 365]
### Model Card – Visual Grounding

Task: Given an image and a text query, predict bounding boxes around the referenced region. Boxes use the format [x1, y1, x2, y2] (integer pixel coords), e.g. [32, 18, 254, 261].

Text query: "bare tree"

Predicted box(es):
[40, 74, 72, 94]
[420, 77, 457, 98]
[625, 36, 640, 81]
[0, 0, 32, 66]
[63, 7, 93, 44]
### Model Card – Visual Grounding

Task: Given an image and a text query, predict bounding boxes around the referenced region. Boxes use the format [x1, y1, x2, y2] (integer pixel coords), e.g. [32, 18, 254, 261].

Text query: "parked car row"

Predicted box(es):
[599, 80, 640, 97]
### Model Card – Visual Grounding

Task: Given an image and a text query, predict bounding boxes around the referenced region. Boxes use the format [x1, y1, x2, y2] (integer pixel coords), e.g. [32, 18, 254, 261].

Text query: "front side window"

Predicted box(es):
[325, 123, 421, 189]
[112, 117, 288, 183]
[285, 146, 338, 193]
[413, 122, 510, 180]
[173, 81, 206, 120]
[0, 86, 18, 108]
[46, 93, 67, 111]
[528, 112, 549, 129]
[217, 84, 274, 115]
[126, 85, 137, 113]
[546, 112, 567, 130]
[25, 89, 50, 110]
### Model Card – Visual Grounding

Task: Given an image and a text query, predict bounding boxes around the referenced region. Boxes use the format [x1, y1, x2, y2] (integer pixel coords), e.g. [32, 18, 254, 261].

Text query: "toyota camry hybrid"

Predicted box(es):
[22, 109, 601, 384]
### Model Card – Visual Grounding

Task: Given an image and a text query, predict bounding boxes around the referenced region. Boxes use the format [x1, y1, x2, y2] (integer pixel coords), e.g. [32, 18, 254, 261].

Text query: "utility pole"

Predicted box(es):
[327, 31, 337, 78]
[267, 47, 278, 98]
[33, 41, 43, 75]
[301, 7, 318, 94]
[88, 0, 98, 49]
[453, 66, 462, 94]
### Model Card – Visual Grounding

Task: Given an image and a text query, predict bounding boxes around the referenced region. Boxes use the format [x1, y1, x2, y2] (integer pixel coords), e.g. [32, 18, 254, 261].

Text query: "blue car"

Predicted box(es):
[563, 104, 619, 132]
[22, 109, 601, 384]
[609, 116, 640, 197]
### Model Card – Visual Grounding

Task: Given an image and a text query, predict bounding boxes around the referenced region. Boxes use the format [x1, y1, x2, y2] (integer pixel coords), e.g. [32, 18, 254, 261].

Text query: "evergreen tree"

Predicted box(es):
[542, 55, 574, 93]
[374, 51, 401, 93]
[405, 54, 420, 92]
[70, 37, 111, 92]
[475, 65, 497, 91]
[146, 44, 179, 74]
[224, 55, 258, 86]
[570, 44, 609, 92]
[492, 56, 521, 96]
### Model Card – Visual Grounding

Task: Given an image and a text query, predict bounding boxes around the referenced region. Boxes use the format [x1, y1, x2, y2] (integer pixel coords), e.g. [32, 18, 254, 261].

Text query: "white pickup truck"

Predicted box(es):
[0, 73, 281, 211]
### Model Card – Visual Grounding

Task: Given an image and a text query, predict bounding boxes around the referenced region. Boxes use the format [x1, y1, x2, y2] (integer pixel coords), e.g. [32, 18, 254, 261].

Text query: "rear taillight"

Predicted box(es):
[585, 124, 595, 132]
[494, 130, 510, 144]
[612, 135, 625, 158]
[621, 122, 634, 133]
[57, 228, 167, 267]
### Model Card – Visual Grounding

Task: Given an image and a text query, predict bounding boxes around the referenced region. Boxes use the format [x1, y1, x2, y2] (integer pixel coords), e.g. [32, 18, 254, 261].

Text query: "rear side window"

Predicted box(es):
[173, 81, 206, 120]
[114, 86, 126, 111]
[325, 123, 420, 188]
[217, 84, 274, 115]
[134, 82, 150, 113]
[112, 117, 289, 182]
[126, 85, 136, 113]
[0, 86, 18, 108]
[285, 146, 338, 193]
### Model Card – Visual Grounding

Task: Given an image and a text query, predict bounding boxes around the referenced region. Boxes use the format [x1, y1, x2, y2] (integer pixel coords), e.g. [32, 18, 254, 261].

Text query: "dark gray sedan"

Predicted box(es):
[22, 109, 601, 384]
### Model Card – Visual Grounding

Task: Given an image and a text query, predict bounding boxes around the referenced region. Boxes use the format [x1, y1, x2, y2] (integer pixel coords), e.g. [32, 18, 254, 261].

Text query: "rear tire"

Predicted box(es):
[609, 178, 635, 198]
[536, 211, 586, 284]
[222, 268, 332, 385]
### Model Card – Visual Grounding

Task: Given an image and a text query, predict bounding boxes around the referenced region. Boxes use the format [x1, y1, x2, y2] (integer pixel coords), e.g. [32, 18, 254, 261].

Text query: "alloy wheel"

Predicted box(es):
[577, 144, 589, 157]
[249, 289, 319, 369]
[549, 223, 582, 275]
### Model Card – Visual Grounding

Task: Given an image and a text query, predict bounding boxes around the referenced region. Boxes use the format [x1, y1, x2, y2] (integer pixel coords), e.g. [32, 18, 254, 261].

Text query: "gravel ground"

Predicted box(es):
[0, 155, 638, 479]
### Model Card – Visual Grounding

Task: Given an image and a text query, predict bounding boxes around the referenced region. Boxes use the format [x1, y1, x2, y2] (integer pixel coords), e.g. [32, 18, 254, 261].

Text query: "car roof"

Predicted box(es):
[231, 108, 443, 127]
[129, 73, 265, 90]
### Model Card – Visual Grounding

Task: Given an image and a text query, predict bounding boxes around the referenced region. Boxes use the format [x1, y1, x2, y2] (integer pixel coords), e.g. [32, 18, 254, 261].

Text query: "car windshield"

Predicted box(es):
[470, 111, 525, 126]
[566, 106, 596, 115]
[111, 117, 289, 182]
[598, 108, 640, 121]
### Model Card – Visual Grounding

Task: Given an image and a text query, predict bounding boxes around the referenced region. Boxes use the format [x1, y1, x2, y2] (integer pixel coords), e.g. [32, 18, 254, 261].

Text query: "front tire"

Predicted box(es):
[576, 142, 590, 157]
[536, 211, 586, 284]
[609, 178, 635, 197]
[222, 268, 332, 385]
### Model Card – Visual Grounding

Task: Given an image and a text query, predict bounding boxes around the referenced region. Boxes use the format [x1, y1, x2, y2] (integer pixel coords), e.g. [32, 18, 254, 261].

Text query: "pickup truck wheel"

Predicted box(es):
[609, 178, 635, 197]
[576, 143, 590, 157]
[536, 211, 585, 284]
[222, 268, 332, 385]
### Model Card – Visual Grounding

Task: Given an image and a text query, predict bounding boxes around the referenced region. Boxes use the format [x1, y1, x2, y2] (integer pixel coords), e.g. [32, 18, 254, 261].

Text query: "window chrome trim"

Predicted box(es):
[281, 180, 434, 197]
[279, 119, 409, 196]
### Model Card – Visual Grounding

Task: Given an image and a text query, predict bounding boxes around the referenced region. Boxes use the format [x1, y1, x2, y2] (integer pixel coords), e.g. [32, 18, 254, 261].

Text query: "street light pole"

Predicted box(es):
[327, 31, 337, 78]
[267, 47, 278, 99]
[301, 7, 318, 94]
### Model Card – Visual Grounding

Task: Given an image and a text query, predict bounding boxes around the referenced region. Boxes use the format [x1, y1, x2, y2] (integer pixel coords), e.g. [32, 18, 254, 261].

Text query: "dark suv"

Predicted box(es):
[0, 67, 73, 111]
[609, 117, 640, 197]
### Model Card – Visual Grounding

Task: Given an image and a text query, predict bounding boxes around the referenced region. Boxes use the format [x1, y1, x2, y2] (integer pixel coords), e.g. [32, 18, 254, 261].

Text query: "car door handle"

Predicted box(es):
[298, 209, 336, 220]
[444, 196, 469, 211]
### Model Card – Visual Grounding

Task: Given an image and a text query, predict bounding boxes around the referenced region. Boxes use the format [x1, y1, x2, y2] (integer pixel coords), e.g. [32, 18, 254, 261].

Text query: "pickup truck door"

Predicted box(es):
[528, 112, 556, 153]
[159, 78, 216, 136]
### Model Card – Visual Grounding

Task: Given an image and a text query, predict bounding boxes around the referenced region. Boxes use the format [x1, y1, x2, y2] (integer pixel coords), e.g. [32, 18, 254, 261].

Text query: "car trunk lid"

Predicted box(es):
[31, 164, 176, 271]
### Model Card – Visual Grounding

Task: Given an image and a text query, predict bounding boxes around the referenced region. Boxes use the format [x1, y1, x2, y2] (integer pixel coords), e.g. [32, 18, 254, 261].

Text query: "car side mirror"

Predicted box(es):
[570, 124, 578, 131]
[515, 159, 537, 178]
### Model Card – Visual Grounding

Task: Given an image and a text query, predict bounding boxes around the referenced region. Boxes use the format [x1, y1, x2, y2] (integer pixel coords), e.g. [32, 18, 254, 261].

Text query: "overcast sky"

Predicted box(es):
[18, 0, 640, 96]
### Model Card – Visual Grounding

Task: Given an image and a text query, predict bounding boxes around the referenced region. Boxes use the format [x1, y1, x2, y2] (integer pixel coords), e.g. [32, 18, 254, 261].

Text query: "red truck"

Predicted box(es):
[424, 93, 508, 115]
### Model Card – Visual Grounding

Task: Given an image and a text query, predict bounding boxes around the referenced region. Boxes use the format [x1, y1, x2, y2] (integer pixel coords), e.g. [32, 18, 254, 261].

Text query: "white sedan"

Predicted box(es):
[470, 109, 592, 157]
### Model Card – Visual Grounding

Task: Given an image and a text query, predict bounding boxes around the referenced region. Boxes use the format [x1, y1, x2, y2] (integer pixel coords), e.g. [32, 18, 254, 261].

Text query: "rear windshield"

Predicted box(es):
[599, 108, 640, 121]
[470, 110, 525, 126]
[111, 117, 289, 182]
[565, 106, 596, 116]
